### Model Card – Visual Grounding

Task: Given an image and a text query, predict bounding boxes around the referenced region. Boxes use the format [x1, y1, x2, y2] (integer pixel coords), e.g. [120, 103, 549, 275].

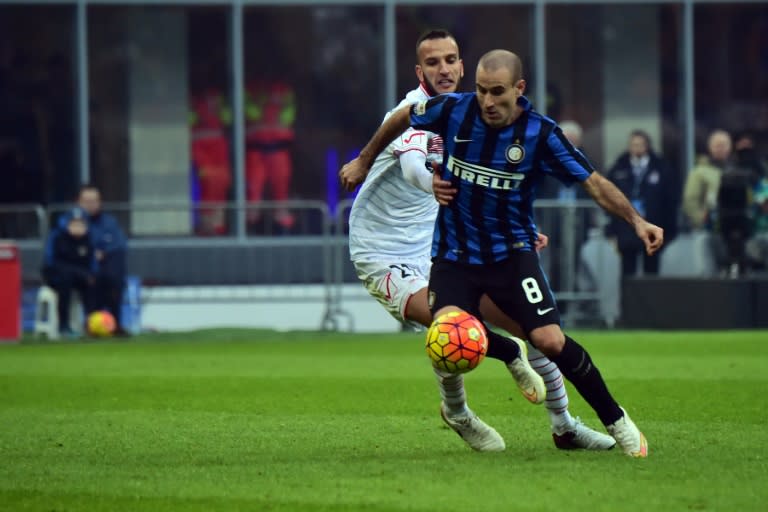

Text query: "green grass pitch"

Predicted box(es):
[1, 328, 767, 511]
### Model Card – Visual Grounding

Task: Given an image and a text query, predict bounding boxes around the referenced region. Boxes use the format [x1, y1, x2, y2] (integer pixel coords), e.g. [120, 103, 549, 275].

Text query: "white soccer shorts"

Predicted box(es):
[353, 259, 431, 330]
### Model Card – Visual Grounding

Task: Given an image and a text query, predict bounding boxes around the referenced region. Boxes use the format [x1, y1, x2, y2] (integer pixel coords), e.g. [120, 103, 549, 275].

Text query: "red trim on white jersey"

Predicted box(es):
[384, 272, 395, 301]
[402, 289, 416, 320]
[393, 147, 428, 157]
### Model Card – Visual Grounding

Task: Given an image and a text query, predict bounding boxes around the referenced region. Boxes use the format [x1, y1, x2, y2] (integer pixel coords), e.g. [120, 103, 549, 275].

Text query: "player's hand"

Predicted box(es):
[636, 220, 664, 255]
[432, 172, 456, 205]
[534, 232, 549, 253]
[339, 158, 368, 192]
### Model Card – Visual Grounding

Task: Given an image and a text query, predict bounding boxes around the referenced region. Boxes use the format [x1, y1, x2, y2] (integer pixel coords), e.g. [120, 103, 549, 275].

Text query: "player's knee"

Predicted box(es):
[528, 326, 565, 356]
[405, 289, 433, 328]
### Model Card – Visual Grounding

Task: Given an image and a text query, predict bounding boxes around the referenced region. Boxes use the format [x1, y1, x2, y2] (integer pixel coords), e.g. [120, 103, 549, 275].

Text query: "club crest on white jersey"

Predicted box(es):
[413, 100, 428, 116]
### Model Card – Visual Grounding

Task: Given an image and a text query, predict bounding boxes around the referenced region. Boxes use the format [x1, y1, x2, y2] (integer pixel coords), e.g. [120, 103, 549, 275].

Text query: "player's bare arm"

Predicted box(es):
[581, 171, 664, 255]
[339, 106, 413, 191]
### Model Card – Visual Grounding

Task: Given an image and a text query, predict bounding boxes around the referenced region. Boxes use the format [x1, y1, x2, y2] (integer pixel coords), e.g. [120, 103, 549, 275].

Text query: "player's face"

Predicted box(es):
[415, 38, 463, 96]
[475, 66, 526, 128]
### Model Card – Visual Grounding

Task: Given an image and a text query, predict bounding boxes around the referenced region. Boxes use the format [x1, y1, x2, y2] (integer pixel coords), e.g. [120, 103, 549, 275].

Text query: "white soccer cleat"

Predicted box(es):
[440, 403, 506, 452]
[506, 336, 546, 404]
[553, 417, 617, 450]
[606, 407, 648, 458]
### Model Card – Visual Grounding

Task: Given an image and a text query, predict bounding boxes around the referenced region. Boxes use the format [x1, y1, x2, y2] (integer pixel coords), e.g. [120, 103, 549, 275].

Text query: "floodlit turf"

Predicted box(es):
[1, 329, 767, 512]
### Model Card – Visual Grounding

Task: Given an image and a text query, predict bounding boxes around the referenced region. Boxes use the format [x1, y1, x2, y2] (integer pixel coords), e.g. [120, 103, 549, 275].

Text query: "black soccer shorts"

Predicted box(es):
[428, 251, 561, 335]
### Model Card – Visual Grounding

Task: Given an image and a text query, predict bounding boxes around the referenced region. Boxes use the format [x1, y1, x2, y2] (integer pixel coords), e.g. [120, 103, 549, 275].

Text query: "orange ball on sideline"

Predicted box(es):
[87, 310, 116, 337]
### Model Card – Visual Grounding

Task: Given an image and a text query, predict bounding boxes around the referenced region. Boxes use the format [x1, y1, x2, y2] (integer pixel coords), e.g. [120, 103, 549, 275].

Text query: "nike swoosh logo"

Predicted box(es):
[453, 136, 473, 143]
[537, 307, 554, 316]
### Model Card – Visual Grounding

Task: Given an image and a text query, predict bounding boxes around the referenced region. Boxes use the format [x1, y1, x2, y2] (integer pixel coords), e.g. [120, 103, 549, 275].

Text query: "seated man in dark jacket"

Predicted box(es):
[74, 184, 130, 335]
[42, 207, 97, 336]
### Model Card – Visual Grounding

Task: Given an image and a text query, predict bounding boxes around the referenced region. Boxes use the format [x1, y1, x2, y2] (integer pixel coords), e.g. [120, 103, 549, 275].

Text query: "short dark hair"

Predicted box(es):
[629, 129, 653, 151]
[415, 28, 458, 57]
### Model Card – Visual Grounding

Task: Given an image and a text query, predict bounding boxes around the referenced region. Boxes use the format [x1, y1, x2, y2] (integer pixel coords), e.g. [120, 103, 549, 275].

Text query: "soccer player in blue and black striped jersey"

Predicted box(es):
[341, 49, 664, 457]
[347, 29, 615, 454]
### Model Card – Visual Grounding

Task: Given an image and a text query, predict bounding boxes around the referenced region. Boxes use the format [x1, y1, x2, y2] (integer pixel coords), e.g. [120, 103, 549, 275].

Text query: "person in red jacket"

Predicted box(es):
[244, 79, 296, 231]
[189, 88, 232, 235]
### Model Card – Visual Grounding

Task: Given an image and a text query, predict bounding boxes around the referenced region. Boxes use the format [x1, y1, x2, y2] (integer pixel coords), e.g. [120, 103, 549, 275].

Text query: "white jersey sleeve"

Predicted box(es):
[348, 85, 439, 263]
[399, 150, 433, 194]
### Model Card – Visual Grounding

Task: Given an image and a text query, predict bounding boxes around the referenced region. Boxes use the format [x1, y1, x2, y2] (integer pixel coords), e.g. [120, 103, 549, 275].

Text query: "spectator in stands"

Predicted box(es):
[605, 130, 679, 276]
[42, 207, 97, 337]
[733, 131, 767, 186]
[682, 129, 734, 231]
[732, 133, 768, 271]
[714, 131, 767, 276]
[746, 178, 768, 270]
[243, 65, 297, 234]
[189, 86, 232, 236]
[74, 184, 130, 336]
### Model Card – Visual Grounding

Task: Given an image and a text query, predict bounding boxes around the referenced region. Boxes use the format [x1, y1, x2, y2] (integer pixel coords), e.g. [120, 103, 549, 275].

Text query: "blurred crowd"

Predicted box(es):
[1, 27, 767, 278]
[680, 129, 768, 276]
[596, 124, 768, 278]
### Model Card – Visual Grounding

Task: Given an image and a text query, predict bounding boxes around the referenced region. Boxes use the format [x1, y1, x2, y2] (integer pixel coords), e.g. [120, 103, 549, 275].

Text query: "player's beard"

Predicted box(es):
[422, 74, 461, 97]
[422, 78, 439, 98]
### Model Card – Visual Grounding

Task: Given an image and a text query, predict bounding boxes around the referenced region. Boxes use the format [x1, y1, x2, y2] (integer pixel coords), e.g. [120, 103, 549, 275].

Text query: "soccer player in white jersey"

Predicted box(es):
[348, 29, 615, 452]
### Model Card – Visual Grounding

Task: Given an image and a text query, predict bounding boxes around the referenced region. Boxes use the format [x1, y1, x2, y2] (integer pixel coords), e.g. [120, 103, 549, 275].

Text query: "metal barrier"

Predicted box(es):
[321, 199, 356, 331]
[5, 199, 616, 330]
[45, 200, 330, 239]
[534, 199, 608, 325]
[0, 204, 48, 241]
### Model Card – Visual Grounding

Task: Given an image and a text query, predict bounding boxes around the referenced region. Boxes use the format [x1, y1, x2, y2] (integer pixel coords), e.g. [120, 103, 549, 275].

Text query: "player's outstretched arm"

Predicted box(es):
[581, 171, 664, 255]
[339, 105, 413, 191]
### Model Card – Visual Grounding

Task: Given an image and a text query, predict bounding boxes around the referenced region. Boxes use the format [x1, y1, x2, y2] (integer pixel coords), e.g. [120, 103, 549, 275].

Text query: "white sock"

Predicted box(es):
[433, 367, 469, 416]
[527, 343, 574, 434]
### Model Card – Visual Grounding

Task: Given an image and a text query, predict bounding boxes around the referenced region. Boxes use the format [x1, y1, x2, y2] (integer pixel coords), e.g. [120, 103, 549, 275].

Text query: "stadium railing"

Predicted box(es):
[5, 199, 614, 330]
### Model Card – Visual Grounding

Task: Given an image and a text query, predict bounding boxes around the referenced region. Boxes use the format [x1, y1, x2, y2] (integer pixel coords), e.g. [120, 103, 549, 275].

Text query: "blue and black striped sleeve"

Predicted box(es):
[539, 124, 594, 185]
[409, 94, 457, 135]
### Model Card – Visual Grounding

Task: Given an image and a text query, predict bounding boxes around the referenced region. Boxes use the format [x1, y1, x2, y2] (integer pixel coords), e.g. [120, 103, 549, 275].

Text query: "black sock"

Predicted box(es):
[485, 330, 521, 363]
[551, 335, 623, 425]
